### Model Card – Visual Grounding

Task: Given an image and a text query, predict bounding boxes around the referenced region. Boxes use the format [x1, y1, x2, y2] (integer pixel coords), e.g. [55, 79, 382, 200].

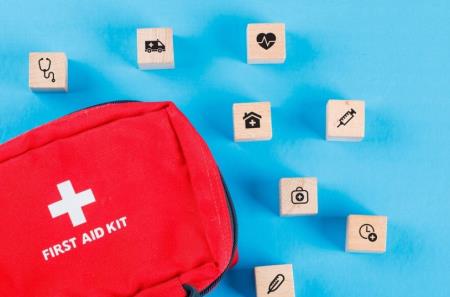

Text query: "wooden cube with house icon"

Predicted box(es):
[346, 215, 388, 253]
[247, 23, 286, 64]
[279, 177, 318, 216]
[326, 99, 365, 141]
[29, 52, 68, 92]
[233, 101, 272, 141]
[255, 264, 295, 297]
[137, 27, 175, 69]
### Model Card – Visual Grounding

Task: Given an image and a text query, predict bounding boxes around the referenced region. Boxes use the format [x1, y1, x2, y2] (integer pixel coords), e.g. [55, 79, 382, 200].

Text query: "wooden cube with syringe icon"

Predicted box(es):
[326, 99, 365, 141]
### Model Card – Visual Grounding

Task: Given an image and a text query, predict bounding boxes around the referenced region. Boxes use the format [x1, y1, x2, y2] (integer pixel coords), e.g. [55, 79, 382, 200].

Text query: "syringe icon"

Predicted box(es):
[337, 108, 356, 128]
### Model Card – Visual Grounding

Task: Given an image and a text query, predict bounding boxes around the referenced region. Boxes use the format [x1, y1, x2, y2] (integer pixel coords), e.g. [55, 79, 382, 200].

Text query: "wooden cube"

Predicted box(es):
[247, 23, 286, 64]
[255, 264, 295, 297]
[279, 177, 318, 216]
[326, 99, 365, 141]
[233, 102, 272, 142]
[137, 28, 174, 69]
[29, 52, 68, 92]
[346, 215, 388, 253]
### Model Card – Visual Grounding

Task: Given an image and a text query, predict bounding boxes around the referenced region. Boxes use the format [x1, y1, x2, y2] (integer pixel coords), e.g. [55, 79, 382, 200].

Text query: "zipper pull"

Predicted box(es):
[183, 284, 201, 297]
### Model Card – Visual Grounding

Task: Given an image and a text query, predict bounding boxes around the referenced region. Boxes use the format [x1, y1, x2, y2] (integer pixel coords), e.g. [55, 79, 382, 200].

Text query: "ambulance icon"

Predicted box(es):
[145, 39, 166, 53]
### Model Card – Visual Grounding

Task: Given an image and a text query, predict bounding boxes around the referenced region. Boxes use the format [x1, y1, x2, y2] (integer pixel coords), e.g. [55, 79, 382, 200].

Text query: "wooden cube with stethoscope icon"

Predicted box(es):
[279, 177, 318, 216]
[29, 52, 68, 92]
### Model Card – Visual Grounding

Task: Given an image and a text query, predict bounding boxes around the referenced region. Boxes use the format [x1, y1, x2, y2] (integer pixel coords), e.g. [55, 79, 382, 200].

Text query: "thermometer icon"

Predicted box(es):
[267, 274, 285, 294]
[337, 108, 356, 127]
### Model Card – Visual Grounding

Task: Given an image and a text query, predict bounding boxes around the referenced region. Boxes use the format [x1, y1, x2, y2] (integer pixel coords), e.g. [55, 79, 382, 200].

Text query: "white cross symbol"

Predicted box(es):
[249, 119, 257, 126]
[48, 180, 96, 227]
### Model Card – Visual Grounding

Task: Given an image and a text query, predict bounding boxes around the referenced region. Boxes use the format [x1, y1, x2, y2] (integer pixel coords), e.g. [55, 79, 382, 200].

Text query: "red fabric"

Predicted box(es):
[0, 102, 236, 297]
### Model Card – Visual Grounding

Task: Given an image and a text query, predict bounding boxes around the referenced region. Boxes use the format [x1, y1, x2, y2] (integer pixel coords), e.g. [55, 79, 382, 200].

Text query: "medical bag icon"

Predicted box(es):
[291, 187, 309, 204]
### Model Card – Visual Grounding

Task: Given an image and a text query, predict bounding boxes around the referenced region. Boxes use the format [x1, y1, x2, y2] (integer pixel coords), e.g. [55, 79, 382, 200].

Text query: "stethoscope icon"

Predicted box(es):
[38, 58, 56, 82]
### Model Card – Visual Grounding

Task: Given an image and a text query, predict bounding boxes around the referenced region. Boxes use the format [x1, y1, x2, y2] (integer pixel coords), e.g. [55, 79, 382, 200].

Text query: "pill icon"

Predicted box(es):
[267, 274, 285, 294]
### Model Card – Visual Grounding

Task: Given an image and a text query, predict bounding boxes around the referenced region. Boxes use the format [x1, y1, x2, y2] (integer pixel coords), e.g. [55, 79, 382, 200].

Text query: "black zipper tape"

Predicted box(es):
[199, 173, 238, 296]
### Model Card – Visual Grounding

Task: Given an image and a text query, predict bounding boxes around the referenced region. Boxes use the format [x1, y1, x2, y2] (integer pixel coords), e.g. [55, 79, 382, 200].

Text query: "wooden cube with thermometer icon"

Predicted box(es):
[255, 264, 295, 297]
[326, 99, 365, 141]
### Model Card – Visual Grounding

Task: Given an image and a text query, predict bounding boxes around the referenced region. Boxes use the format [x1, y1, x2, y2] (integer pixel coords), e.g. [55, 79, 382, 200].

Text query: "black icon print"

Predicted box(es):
[257, 33, 276, 50]
[291, 187, 309, 204]
[267, 274, 285, 294]
[243, 112, 262, 129]
[145, 39, 166, 53]
[359, 224, 378, 242]
[337, 108, 356, 127]
[38, 58, 55, 82]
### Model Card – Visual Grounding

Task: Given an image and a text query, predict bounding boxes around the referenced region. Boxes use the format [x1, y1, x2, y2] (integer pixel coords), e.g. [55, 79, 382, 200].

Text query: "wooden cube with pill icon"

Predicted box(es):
[233, 101, 272, 141]
[255, 264, 295, 297]
[326, 99, 365, 141]
[247, 23, 286, 64]
[137, 27, 175, 70]
[346, 215, 388, 253]
[29, 52, 68, 92]
[279, 177, 318, 216]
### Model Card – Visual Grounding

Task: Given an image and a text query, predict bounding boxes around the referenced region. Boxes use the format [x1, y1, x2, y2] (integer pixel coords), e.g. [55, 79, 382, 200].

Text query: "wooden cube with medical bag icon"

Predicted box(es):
[29, 52, 68, 92]
[326, 99, 365, 141]
[279, 177, 318, 216]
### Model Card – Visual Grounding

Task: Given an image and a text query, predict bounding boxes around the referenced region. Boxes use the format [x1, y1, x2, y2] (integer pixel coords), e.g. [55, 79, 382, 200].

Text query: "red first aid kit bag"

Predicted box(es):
[0, 101, 237, 297]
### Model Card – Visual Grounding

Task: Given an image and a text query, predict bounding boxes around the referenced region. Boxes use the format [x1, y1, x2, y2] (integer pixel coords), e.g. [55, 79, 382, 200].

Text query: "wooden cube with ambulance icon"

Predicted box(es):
[137, 27, 175, 69]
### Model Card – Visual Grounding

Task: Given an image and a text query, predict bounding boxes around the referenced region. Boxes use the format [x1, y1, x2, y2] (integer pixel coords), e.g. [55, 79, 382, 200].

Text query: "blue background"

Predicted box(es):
[1, 1, 449, 296]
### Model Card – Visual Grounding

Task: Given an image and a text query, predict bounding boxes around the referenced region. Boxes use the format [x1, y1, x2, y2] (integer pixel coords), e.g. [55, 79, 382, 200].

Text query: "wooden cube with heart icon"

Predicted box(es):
[247, 23, 286, 64]
[29, 52, 68, 92]
[255, 264, 295, 297]
[346, 215, 388, 253]
[279, 177, 318, 216]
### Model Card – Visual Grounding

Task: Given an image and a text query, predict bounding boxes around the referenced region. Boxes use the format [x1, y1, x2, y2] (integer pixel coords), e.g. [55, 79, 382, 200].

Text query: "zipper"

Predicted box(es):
[68, 100, 140, 115]
[198, 173, 238, 296]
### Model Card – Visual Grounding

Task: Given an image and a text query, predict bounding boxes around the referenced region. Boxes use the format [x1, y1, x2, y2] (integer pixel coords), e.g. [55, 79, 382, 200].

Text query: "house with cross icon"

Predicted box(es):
[233, 101, 272, 141]
[243, 112, 262, 129]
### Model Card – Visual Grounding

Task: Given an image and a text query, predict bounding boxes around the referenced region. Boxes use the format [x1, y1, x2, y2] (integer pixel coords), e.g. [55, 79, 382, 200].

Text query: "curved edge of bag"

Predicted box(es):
[0, 101, 238, 297]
